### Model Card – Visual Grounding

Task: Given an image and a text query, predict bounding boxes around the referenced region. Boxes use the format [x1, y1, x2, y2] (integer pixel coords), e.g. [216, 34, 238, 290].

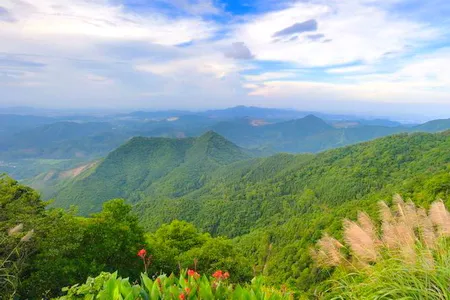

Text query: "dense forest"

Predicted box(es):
[2, 109, 450, 181]
[2, 129, 450, 298]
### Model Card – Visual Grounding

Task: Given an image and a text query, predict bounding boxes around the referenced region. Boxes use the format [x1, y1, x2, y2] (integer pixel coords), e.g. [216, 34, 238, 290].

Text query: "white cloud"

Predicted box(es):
[247, 48, 450, 105]
[1, 0, 216, 46]
[135, 55, 252, 79]
[85, 74, 113, 84]
[326, 65, 370, 74]
[0, 0, 449, 114]
[243, 71, 301, 82]
[248, 80, 450, 105]
[232, 0, 441, 67]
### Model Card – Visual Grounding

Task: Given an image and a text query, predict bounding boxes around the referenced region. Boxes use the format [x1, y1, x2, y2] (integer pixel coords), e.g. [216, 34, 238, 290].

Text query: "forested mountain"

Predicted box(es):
[45, 130, 450, 294]
[412, 118, 450, 132]
[211, 115, 404, 152]
[52, 131, 250, 214]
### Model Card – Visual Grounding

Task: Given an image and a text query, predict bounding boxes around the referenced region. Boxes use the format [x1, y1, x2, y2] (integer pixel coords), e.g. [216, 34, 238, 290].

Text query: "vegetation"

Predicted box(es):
[0, 176, 252, 299]
[3, 122, 450, 298]
[0, 223, 34, 298]
[52, 131, 250, 214]
[57, 271, 292, 300]
[40, 130, 450, 295]
[313, 196, 450, 299]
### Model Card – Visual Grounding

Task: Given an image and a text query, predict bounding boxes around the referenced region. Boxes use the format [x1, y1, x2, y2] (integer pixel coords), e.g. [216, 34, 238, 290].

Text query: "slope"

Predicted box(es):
[132, 131, 450, 292]
[53, 132, 250, 214]
[211, 114, 402, 153]
[412, 118, 450, 132]
[140, 131, 450, 233]
[0, 122, 116, 159]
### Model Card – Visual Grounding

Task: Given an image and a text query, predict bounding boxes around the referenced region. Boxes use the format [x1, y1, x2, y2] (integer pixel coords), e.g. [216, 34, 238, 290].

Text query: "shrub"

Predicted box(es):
[56, 270, 293, 300]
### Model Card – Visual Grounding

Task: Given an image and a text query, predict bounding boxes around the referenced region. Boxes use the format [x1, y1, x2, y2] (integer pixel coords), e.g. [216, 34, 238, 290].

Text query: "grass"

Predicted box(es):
[313, 195, 450, 299]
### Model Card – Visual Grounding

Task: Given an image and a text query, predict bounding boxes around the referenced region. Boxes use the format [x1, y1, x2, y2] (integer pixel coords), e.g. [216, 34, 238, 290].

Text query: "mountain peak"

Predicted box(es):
[198, 130, 225, 141]
[303, 114, 321, 120]
[188, 131, 249, 164]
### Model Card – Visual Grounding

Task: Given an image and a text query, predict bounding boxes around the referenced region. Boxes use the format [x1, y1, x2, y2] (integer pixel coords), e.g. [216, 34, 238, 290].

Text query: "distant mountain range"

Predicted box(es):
[1, 106, 450, 180]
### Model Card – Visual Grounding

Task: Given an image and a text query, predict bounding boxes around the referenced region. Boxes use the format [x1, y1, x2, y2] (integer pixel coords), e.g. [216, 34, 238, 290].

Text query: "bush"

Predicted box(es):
[56, 270, 293, 300]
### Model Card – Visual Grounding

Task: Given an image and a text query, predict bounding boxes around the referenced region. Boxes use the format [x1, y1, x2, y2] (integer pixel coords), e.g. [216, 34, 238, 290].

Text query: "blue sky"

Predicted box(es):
[1, 0, 450, 117]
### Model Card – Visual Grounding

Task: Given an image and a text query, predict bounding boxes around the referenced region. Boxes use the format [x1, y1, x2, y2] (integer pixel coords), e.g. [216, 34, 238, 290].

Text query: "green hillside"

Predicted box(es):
[412, 118, 450, 132]
[135, 131, 450, 234]
[5, 130, 450, 298]
[53, 131, 250, 214]
[50, 130, 450, 293]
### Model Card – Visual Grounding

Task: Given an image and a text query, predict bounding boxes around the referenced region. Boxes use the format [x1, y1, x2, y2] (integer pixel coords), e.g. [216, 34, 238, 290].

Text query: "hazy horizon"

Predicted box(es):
[0, 104, 446, 123]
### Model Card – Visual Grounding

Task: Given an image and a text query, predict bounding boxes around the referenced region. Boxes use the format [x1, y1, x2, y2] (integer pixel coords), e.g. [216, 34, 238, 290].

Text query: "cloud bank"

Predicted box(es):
[0, 0, 449, 116]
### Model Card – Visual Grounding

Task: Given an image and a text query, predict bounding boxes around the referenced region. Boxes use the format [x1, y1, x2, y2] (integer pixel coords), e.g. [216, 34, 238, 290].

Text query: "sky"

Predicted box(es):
[1, 0, 450, 117]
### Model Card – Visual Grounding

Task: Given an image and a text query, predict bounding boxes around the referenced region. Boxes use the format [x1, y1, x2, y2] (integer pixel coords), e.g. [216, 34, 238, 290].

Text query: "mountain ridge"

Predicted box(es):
[51, 131, 250, 213]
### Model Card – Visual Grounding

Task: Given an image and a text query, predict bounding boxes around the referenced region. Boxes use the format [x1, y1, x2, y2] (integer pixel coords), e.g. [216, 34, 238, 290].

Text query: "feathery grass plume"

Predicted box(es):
[312, 234, 344, 267]
[429, 200, 450, 236]
[392, 193, 405, 211]
[381, 221, 398, 249]
[393, 195, 417, 228]
[357, 212, 377, 242]
[20, 229, 34, 242]
[313, 197, 450, 299]
[380, 196, 417, 256]
[417, 208, 436, 249]
[343, 218, 378, 263]
[404, 200, 419, 228]
[381, 214, 417, 263]
[378, 201, 393, 223]
[392, 193, 404, 203]
[395, 222, 416, 248]
[8, 224, 23, 236]
[393, 195, 417, 226]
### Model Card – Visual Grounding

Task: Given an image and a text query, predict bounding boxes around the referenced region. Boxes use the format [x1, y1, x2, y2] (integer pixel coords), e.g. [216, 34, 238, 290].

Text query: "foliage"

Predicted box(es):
[0, 224, 34, 299]
[1, 176, 253, 298]
[146, 220, 253, 282]
[313, 196, 450, 299]
[57, 270, 293, 300]
[53, 132, 250, 214]
[48, 131, 450, 295]
[0, 176, 148, 298]
[3, 127, 450, 297]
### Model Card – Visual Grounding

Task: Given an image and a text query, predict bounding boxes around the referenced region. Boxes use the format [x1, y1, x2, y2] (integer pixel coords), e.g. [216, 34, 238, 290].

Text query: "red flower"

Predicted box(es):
[212, 270, 223, 279]
[179, 293, 186, 300]
[188, 269, 200, 279]
[137, 249, 147, 258]
[185, 287, 191, 294]
[223, 272, 230, 279]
